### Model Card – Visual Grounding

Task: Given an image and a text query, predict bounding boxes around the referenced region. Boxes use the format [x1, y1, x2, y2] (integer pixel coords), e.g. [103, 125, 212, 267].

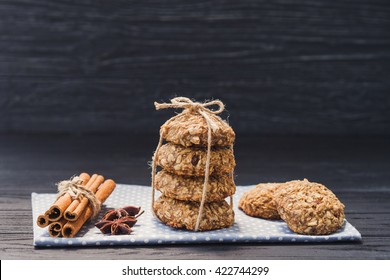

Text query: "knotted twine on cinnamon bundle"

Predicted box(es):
[151, 97, 234, 231]
[56, 176, 101, 218]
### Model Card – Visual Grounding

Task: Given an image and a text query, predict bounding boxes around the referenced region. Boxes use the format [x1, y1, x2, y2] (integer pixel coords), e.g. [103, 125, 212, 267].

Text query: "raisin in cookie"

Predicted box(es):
[275, 179, 345, 235]
[238, 183, 282, 220]
[155, 170, 235, 202]
[160, 113, 235, 147]
[153, 195, 234, 231]
[156, 143, 235, 176]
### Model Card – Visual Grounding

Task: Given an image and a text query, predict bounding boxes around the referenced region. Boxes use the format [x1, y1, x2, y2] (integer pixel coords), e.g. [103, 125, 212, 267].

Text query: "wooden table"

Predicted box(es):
[1, 134, 389, 259]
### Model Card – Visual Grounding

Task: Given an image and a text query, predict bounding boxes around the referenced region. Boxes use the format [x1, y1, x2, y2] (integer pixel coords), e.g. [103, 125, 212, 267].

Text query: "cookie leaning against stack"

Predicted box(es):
[238, 183, 281, 220]
[239, 179, 345, 235]
[151, 97, 236, 231]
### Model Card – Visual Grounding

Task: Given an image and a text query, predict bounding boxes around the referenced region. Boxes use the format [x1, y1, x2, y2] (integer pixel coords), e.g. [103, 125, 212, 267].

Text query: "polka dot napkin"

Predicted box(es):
[32, 184, 361, 247]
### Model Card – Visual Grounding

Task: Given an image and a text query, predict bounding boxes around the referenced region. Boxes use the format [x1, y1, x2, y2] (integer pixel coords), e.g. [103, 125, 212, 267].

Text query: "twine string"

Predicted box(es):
[154, 97, 225, 115]
[151, 135, 163, 212]
[56, 176, 101, 217]
[194, 110, 213, 231]
[151, 97, 231, 231]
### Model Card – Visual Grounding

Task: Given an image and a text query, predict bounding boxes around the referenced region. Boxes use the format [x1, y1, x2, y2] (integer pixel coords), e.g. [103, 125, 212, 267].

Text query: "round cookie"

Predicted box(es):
[275, 179, 345, 235]
[153, 195, 234, 231]
[156, 143, 235, 176]
[238, 183, 282, 220]
[155, 170, 236, 202]
[160, 113, 235, 147]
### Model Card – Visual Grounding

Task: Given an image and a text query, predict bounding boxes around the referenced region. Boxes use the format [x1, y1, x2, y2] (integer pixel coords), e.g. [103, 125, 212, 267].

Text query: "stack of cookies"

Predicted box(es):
[239, 179, 345, 235]
[152, 105, 236, 231]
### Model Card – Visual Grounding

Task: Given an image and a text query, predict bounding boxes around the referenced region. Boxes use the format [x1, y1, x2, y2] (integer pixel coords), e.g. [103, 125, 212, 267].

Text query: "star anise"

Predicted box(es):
[95, 206, 144, 235]
[103, 205, 141, 221]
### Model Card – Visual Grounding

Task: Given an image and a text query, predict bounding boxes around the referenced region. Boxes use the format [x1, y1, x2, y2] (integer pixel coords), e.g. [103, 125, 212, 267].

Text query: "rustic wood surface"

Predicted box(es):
[0, 0, 389, 135]
[0, 134, 389, 259]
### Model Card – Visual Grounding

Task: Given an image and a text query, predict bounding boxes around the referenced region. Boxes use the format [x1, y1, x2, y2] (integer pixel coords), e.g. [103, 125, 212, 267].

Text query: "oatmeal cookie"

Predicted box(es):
[156, 143, 235, 176]
[160, 113, 235, 147]
[238, 183, 282, 220]
[275, 179, 345, 235]
[153, 195, 234, 231]
[155, 170, 235, 202]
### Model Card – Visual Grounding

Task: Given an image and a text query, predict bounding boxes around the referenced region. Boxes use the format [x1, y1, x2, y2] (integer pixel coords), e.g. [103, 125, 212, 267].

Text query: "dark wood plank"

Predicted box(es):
[0, 0, 389, 134]
[0, 134, 389, 259]
[0, 228, 389, 260]
[1, 134, 390, 192]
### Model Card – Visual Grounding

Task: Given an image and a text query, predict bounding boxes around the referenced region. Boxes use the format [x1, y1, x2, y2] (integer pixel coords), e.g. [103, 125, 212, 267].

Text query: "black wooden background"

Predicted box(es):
[0, 0, 389, 135]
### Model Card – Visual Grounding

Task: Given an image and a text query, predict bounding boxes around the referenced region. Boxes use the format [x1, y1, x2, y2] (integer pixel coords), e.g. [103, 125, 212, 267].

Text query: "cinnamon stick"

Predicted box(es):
[62, 179, 116, 238]
[45, 173, 90, 222]
[64, 174, 104, 221]
[37, 214, 50, 228]
[63, 174, 98, 217]
[48, 218, 67, 238]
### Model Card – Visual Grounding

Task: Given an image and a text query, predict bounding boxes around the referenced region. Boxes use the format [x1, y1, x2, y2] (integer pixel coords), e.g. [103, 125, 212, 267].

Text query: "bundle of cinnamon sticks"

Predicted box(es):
[37, 173, 116, 238]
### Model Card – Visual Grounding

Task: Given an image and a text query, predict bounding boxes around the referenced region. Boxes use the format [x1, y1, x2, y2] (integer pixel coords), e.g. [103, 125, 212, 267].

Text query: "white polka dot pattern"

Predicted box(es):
[31, 184, 362, 247]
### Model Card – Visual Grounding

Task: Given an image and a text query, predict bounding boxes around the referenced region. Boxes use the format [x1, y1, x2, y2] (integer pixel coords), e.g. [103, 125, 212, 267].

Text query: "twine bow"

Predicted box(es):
[151, 97, 232, 231]
[56, 176, 101, 217]
[155, 97, 225, 115]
